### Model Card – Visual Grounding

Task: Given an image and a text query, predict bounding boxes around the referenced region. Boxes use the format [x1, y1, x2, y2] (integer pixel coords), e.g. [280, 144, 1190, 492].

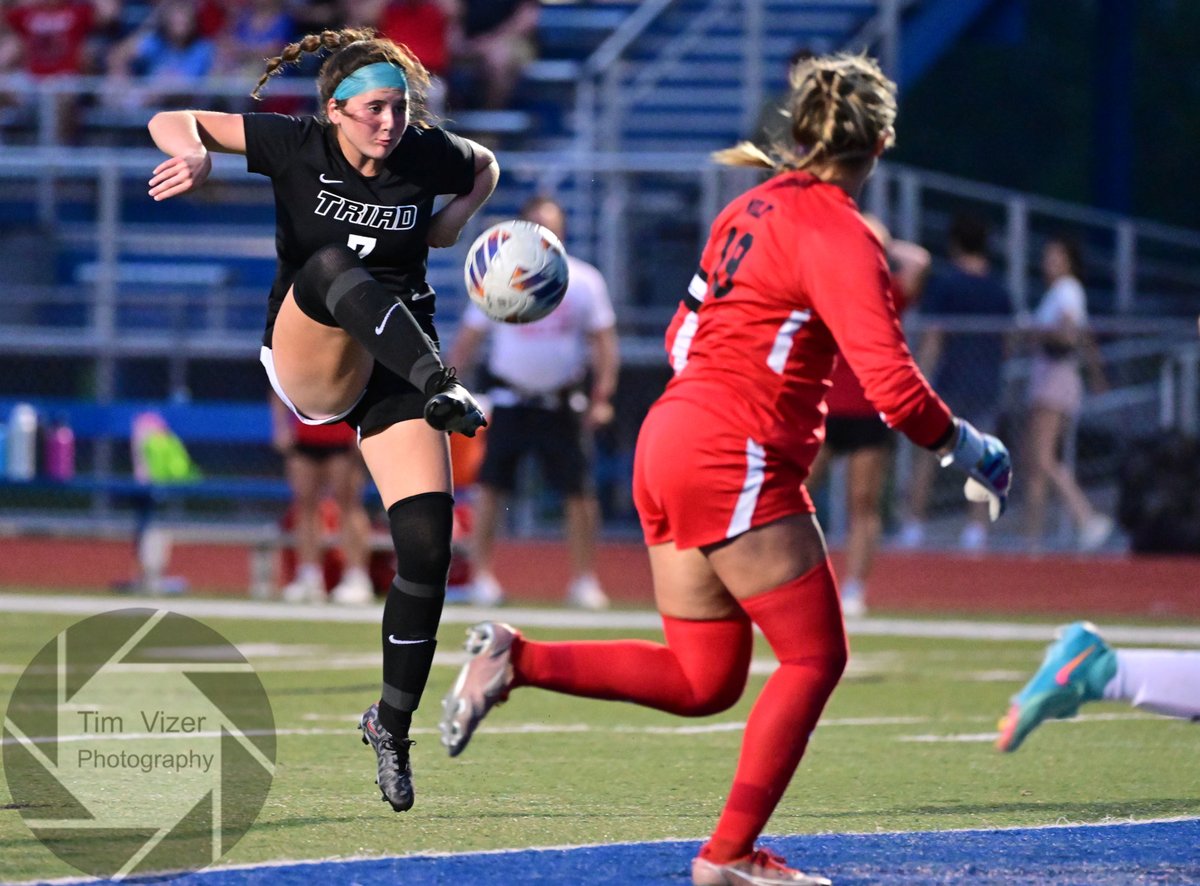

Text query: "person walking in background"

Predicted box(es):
[271, 394, 375, 605]
[806, 214, 930, 617]
[147, 26, 496, 814]
[898, 214, 1013, 551]
[1023, 234, 1113, 552]
[450, 195, 619, 610]
[440, 54, 1011, 886]
[997, 621, 1200, 752]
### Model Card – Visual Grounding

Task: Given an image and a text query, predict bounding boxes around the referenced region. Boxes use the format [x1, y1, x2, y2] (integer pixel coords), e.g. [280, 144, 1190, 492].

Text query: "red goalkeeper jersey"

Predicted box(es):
[663, 171, 950, 461]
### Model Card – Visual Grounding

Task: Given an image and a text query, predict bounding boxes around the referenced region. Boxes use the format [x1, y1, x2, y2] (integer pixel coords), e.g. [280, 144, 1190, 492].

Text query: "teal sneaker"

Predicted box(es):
[996, 621, 1117, 753]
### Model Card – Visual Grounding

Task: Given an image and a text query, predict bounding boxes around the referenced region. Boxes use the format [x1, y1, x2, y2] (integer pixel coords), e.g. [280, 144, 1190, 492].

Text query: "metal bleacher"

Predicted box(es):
[3, 1, 1200, 543]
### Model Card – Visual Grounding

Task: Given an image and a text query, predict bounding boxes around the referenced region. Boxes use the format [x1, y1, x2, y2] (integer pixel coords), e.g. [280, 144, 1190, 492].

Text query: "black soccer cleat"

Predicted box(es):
[423, 367, 487, 437]
[358, 703, 415, 812]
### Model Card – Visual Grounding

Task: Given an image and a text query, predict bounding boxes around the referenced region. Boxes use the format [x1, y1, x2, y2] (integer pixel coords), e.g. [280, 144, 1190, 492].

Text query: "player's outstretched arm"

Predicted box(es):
[147, 111, 246, 202]
[427, 140, 499, 248]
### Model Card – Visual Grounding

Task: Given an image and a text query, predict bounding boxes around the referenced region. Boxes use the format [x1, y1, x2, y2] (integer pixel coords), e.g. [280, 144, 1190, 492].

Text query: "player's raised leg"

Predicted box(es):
[286, 244, 485, 436]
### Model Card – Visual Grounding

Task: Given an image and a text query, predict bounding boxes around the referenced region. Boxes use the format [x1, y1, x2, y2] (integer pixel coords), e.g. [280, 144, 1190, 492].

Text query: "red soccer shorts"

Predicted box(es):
[632, 395, 814, 549]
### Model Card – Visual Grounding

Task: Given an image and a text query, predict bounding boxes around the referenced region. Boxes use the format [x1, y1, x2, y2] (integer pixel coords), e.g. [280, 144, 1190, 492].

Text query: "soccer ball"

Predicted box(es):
[464, 220, 569, 324]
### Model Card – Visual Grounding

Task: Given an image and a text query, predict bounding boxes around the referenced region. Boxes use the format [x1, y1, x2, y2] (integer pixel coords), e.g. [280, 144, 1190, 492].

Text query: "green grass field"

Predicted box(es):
[1, 594, 1197, 883]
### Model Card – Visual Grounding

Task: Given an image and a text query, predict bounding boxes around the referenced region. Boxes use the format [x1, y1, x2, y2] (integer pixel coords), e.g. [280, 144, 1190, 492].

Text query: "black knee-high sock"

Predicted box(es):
[293, 244, 446, 395]
[378, 492, 453, 737]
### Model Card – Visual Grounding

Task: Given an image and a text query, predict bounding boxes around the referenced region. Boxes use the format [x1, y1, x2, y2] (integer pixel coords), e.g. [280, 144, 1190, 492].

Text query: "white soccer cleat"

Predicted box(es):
[692, 847, 831, 885]
[439, 622, 518, 757]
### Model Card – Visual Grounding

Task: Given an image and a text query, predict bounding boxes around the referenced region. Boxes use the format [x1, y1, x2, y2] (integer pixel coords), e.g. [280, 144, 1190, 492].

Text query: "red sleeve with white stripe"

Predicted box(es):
[804, 222, 952, 448]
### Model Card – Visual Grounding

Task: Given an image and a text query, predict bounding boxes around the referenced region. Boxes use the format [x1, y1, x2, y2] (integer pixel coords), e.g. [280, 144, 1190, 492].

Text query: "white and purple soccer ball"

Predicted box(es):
[464, 220, 569, 324]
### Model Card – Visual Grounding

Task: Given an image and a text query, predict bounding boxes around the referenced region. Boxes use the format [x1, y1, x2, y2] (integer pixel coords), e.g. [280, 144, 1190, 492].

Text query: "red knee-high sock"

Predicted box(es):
[701, 559, 848, 862]
[511, 612, 753, 716]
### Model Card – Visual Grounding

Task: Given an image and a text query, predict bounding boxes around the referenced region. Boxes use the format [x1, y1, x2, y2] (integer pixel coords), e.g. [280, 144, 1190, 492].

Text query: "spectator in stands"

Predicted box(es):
[449, 0, 537, 110]
[1022, 234, 1113, 552]
[342, 0, 456, 115]
[146, 26, 496, 815]
[3, 0, 120, 141]
[379, 0, 455, 80]
[271, 394, 375, 605]
[106, 1, 217, 107]
[996, 621, 1200, 752]
[807, 214, 929, 616]
[898, 214, 1013, 551]
[449, 195, 619, 610]
[194, 0, 229, 39]
[218, 0, 296, 80]
[3, 0, 118, 76]
[290, 1, 341, 34]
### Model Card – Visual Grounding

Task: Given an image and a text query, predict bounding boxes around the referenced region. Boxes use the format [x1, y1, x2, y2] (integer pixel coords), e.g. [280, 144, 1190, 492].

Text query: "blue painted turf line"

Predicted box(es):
[54, 817, 1195, 886]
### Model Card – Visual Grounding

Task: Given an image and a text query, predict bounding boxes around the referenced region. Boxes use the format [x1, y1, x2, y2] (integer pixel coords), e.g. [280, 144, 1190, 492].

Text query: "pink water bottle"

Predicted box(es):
[43, 414, 75, 481]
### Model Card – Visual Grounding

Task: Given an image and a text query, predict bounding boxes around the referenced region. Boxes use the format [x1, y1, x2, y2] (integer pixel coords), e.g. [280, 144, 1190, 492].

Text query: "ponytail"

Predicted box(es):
[252, 27, 374, 99]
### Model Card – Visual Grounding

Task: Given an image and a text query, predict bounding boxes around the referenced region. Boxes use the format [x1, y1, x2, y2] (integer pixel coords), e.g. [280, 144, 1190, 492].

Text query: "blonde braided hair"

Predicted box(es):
[714, 53, 897, 174]
[252, 27, 436, 126]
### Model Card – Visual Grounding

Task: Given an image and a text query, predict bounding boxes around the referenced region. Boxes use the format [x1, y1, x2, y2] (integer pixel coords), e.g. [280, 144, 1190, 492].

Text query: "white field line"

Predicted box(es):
[2, 592, 1200, 646]
[6, 712, 1155, 749]
[0, 651, 899, 676]
[0, 715, 932, 748]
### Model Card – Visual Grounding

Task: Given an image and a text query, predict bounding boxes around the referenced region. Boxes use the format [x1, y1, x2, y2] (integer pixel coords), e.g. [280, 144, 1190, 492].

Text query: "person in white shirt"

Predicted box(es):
[450, 196, 620, 609]
[1024, 235, 1113, 552]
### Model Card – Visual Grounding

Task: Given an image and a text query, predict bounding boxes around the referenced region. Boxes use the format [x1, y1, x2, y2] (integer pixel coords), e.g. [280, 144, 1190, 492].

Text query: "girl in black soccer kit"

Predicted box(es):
[147, 27, 499, 812]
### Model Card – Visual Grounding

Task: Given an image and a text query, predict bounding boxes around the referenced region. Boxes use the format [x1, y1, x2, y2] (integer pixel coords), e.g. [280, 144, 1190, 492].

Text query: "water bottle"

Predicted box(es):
[7, 403, 38, 481]
[43, 413, 76, 482]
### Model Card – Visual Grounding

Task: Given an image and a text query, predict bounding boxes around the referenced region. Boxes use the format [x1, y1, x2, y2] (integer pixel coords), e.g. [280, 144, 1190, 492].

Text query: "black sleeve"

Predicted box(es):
[407, 125, 477, 195]
[243, 113, 314, 177]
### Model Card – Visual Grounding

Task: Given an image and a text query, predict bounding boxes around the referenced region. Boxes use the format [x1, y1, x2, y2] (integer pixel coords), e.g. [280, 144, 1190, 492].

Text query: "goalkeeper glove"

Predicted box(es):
[938, 418, 1012, 521]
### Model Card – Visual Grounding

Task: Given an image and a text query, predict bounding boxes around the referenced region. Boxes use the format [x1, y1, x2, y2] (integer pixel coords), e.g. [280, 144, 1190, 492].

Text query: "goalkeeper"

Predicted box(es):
[440, 52, 1011, 886]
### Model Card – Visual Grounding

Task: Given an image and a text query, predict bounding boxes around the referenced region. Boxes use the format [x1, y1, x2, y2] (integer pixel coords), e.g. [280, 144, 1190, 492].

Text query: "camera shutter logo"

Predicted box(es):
[3, 608, 277, 880]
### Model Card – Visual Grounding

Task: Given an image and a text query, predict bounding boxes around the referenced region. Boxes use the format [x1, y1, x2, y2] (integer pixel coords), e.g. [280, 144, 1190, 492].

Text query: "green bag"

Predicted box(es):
[141, 430, 202, 484]
[131, 412, 202, 485]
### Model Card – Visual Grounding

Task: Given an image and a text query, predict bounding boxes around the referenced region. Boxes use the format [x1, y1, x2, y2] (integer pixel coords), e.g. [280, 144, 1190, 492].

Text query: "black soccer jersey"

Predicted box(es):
[244, 113, 476, 346]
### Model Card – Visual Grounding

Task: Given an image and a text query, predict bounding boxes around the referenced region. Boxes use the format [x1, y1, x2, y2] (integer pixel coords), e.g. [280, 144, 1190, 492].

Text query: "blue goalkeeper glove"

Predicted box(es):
[938, 418, 1012, 521]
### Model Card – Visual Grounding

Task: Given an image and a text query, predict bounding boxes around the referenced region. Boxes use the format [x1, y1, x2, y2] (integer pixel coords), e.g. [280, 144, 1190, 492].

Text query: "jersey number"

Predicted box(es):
[347, 234, 377, 258]
[710, 228, 754, 299]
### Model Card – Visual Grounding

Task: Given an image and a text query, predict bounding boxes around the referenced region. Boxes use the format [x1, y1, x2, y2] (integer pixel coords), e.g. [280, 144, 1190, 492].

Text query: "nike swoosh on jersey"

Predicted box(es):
[1055, 645, 1095, 685]
[319, 173, 343, 184]
[375, 302, 402, 335]
[387, 635, 432, 646]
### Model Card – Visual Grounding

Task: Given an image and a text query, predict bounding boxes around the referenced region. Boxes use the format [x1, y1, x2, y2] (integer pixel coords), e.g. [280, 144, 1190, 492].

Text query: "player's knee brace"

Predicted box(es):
[292, 243, 367, 327]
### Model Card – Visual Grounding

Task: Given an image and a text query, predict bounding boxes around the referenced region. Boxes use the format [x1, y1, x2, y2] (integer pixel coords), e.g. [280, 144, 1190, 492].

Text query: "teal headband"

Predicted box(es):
[333, 63, 408, 101]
